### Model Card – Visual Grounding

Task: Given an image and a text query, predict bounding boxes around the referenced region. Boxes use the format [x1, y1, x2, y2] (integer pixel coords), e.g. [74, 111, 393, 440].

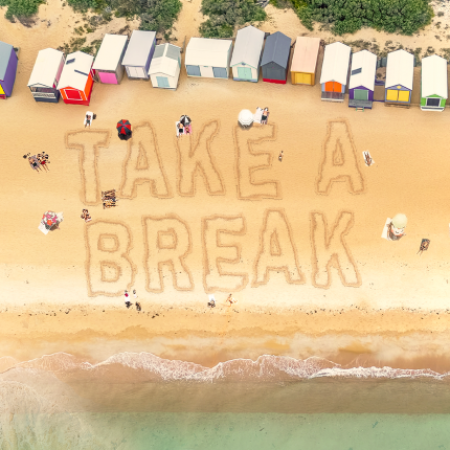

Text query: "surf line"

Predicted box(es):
[85, 210, 361, 297]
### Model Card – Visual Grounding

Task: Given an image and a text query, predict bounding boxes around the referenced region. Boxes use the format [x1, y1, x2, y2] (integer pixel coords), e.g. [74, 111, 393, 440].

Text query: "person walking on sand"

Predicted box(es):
[177, 121, 184, 138]
[261, 107, 269, 125]
[278, 150, 283, 162]
[133, 289, 141, 311]
[226, 294, 237, 307]
[207, 294, 216, 308]
[124, 290, 132, 309]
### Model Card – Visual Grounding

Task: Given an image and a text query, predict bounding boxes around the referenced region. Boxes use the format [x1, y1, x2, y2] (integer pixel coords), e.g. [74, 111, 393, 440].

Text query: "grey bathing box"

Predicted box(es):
[260, 31, 291, 84]
[122, 30, 157, 80]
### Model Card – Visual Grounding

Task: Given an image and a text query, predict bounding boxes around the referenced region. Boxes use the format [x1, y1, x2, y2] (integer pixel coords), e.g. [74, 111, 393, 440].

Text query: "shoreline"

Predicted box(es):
[2, 305, 450, 372]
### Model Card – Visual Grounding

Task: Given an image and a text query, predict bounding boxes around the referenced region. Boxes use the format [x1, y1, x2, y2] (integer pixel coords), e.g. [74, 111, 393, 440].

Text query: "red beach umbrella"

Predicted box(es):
[116, 120, 131, 135]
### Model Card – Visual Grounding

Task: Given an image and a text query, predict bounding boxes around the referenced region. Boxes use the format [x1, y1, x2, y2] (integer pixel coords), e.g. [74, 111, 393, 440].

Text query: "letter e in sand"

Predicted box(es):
[202, 216, 248, 292]
[234, 124, 281, 200]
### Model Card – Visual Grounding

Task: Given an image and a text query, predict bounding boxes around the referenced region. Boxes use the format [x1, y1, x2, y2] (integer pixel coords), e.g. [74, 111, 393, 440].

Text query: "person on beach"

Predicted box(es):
[37, 152, 50, 172]
[132, 289, 141, 311]
[278, 151, 283, 162]
[226, 294, 237, 307]
[124, 290, 132, 309]
[177, 121, 184, 138]
[207, 295, 216, 308]
[261, 107, 269, 125]
[28, 156, 41, 172]
[387, 214, 407, 241]
[81, 209, 92, 223]
[85, 114, 92, 128]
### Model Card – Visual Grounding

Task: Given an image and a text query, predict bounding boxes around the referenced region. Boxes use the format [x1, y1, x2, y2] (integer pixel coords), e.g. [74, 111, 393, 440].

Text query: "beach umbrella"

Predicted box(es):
[179, 115, 191, 126]
[42, 211, 59, 230]
[42, 211, 58, 224]
[392, 214, 407, 229]
[117, 120, 132, 135]
[238, 110, 254, 128]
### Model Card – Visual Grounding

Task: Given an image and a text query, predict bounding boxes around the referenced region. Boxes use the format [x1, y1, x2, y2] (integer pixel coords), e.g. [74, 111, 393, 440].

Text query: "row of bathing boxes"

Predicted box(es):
[0, 25, 447, 111]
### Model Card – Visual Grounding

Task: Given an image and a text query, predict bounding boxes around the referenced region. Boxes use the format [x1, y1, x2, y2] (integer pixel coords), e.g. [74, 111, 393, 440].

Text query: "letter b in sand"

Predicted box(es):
[316, 120, 364, 195]
[85, 222, 135, 296]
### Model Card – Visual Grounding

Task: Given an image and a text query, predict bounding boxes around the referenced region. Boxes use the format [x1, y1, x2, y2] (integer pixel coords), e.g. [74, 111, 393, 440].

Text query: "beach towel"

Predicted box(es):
[381, 218, 391, 240]
[38, 222, 49, 235]
[254, 108, 263, 124]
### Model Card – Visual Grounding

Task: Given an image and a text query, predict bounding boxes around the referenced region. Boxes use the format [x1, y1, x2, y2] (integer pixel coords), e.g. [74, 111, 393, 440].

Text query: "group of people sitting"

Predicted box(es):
[81, 209, 92, 223]
[102, 190, 118, 209]
[26, 152, 50, 173]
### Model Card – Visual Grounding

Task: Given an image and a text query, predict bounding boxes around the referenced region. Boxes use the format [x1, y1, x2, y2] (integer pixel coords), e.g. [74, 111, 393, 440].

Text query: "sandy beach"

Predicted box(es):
[2, 0, 450, 371]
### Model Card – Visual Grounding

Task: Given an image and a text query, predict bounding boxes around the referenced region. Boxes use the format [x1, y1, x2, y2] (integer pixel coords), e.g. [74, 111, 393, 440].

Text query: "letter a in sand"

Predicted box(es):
[253, 209, 304, 287]
[120, 122, 171, 199]
[316, 120, 364, 195]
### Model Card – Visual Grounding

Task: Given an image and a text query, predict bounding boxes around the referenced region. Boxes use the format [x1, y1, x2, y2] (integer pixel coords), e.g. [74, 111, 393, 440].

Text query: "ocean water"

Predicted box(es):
[1, 353, 450, 449]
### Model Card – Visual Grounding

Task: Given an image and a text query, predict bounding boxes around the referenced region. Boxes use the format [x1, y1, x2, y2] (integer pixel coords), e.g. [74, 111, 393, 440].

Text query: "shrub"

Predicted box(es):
[199, 0, 267, 38]
[111, 0, 182, 32]
[66, 0, 107, 12]
[290, 0, 433, 36]
[0, 0, 45, 20]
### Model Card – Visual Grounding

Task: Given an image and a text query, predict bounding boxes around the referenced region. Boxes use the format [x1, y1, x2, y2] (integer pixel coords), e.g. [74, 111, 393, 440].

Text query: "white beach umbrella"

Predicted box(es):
[238, 109, 254, 127]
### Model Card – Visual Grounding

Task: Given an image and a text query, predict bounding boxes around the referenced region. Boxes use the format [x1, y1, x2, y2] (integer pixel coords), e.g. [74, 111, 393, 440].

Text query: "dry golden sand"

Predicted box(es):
[1, 0, 450, 366]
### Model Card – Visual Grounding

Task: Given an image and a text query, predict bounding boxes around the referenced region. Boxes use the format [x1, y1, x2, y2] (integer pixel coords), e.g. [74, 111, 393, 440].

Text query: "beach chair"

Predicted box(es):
[103, 199, 116, 209]
[101, 189, 116, 200]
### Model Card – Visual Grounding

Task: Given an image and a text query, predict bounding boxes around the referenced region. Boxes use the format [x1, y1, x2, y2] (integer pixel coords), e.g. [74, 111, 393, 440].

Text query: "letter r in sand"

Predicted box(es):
[142, 216, 194, 293]
[310, 211, 361, 289]
[85, 221, 135, 296]
[316, 120, 364, 195]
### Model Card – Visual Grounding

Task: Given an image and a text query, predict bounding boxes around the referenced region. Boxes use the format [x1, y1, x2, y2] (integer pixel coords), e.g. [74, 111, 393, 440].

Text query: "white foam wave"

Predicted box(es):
[1, 352, 448, 382]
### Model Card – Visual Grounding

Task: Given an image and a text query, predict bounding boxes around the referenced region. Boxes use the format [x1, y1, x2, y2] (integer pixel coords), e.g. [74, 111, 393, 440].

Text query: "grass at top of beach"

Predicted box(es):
[271, 0, 434, 36]
[0, 0, 44, 21]
[199, 0, 267, 38]
[66, 0, 182, 38]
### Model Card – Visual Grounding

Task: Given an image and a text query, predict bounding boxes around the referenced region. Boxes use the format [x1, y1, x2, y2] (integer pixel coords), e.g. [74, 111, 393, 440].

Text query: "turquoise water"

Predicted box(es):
[2, 354, 450, 449]
[87, 412, 450, 450]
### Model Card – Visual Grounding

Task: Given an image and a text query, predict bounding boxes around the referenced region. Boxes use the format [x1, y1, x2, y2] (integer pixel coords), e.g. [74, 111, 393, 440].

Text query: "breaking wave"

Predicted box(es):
[1, 352, 448, 383]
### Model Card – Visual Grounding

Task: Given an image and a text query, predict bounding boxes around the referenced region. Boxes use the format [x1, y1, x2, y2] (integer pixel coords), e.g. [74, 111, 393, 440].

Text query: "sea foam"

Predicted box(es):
[1, 352, 447, 383]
